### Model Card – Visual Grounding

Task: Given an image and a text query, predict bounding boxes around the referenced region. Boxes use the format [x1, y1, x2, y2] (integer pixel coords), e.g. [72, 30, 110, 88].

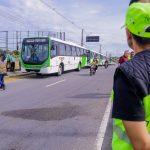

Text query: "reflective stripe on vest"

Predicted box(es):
[113, 124, 131, 144]
[112, 119, 133, 150]
[144, 95, 150, 132]
[112, 92, 150, 150]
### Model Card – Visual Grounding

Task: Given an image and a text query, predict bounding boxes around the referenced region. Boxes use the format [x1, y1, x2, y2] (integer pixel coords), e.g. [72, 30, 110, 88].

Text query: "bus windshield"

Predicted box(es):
[22, 38, 49, 64]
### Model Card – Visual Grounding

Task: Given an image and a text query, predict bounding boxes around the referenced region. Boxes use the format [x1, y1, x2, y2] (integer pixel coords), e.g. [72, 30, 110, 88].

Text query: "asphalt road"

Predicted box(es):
[0, 66, 115, 150]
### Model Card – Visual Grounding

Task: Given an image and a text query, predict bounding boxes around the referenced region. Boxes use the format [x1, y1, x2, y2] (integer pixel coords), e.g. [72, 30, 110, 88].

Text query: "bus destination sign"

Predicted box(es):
[24, 38, 48, 43]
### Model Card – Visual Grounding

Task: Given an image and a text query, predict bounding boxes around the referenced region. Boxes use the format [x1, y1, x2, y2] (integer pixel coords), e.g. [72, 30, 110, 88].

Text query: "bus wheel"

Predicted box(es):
[58, 65, 63, 76]
[77, 63, 81, 71]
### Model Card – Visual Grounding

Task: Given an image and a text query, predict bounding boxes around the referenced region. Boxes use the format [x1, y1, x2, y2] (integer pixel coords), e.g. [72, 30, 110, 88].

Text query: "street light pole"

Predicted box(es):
[81, 29, 84, 46]
[16, 31, 19, 50]
[99, 44, 102, 54]
[6, 31, 8, 51]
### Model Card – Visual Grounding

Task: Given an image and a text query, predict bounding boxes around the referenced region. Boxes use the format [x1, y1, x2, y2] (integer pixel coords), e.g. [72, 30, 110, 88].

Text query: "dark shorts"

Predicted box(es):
[0, 74, 4, 85]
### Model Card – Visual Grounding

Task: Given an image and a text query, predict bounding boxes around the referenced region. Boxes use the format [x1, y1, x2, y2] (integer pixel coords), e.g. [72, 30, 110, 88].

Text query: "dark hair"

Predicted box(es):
[132, 33, 150, 45]
[129, 0, 139, 5]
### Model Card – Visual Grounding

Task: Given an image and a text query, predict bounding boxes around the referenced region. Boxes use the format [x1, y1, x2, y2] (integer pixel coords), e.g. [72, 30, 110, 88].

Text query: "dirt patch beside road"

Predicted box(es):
[5, 76, 20, 83]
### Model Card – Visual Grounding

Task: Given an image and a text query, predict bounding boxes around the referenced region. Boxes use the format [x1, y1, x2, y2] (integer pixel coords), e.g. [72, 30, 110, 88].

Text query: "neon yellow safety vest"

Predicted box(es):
[112, 94, 150, 150]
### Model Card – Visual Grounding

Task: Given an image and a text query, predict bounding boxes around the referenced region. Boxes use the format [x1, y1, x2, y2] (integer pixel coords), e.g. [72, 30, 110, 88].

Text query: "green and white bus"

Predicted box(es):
[86, 49, 106, 66]
[21, 37, 105, 75]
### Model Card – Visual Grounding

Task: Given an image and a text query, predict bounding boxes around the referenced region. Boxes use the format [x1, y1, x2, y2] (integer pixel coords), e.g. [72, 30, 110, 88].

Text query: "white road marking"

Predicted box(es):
[96, 99, 112, 150]
[46, 79, 66, 88]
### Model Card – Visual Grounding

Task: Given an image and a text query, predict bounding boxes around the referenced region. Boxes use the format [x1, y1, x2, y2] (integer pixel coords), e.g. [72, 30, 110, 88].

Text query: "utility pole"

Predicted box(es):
[99, 44, 102, 54]
[81, 29, 84, 46]
[13, 31, 15, 50]
[16, 31, 19, 50]
[20, 31, 21, 50]
[60, 32, 62, 40]
[6, 31, 8, 51]
[63, 32, 66, 41]
[27, 31, 30, 38]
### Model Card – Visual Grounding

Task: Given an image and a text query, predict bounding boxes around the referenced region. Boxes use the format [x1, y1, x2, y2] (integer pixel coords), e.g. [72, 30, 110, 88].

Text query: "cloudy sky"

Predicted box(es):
[0, 0, 131, 56]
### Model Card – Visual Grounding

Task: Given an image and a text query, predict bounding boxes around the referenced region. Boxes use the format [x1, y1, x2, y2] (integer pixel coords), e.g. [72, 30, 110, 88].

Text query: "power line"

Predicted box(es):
[0, 9, 32, 28]
[0, 6, 39, 29]
[0, 11, 24, 26]
[39, 0, 83, 30]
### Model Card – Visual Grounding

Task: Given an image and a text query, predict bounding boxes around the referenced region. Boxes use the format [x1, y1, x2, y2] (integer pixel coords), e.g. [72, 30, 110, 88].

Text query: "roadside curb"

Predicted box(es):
[5, 72, 34, 78]
[96, 99, 112, 150]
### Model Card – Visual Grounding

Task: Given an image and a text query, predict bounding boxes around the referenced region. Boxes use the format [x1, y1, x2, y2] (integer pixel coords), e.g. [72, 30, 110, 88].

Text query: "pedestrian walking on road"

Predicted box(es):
[10, 53, 16, 72]
[6, 52, 11, 72]
[0, 55, 6, 90]
[112, 2, 150, 150]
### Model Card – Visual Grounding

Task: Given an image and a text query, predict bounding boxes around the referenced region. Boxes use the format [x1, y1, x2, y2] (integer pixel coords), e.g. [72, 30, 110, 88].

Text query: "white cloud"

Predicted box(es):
[89, 10, 100, 15]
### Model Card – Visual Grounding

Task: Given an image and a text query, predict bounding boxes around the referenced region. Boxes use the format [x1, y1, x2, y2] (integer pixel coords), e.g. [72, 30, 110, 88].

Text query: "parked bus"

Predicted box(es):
[21, 37, 105, 75]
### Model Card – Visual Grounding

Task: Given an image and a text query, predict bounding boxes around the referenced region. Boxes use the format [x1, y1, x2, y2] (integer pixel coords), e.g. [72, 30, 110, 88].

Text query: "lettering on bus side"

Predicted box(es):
[59, 57, 64, 62]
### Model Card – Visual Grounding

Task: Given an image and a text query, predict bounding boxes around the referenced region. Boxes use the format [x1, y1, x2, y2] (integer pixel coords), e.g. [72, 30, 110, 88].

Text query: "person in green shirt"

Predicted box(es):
[10, 54, 16, 72]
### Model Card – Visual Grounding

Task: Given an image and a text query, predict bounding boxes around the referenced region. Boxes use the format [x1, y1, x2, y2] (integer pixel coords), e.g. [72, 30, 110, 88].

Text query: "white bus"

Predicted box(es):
[21, 37, 105, 75]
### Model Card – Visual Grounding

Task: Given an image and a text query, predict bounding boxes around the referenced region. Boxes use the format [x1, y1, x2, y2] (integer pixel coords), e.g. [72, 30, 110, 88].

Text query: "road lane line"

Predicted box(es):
[46, 79, 66, 88]
[96, 99, 112, 150]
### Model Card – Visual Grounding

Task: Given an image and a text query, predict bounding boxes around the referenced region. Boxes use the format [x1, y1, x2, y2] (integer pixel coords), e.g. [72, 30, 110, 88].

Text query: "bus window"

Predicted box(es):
[59, 43, 66, 56]
[76, 48, 80, 56]
[90, 52, 94, 58]
[94, 53, 98, 58]
[22, 42, 49, 64]
[70, 46, 72, 55]
[51, 42, 58, 58]
[80, 49, 84, 56]
[100, 55, 103, 59]
[72, 46, 76, 56]
[83, 49, 86, 55]
[66, 45, 72, 56]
